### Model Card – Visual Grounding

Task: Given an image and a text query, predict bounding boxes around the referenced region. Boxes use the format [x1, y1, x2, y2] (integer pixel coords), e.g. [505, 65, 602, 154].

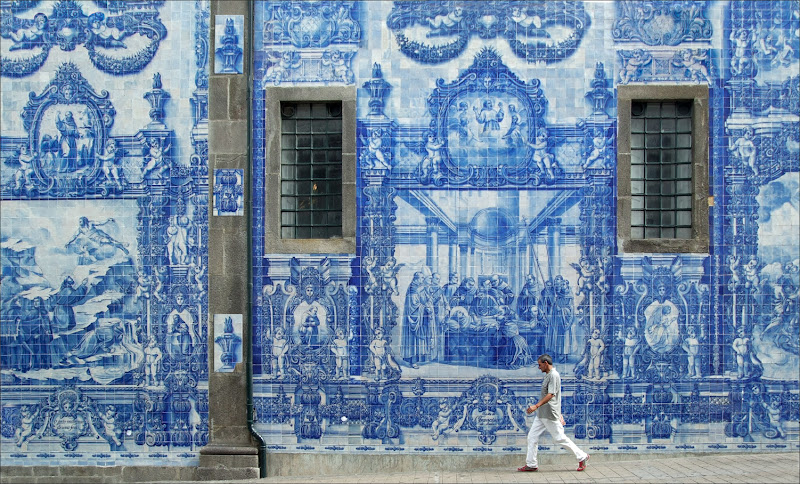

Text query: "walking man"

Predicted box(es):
[518, 354, 590, 472]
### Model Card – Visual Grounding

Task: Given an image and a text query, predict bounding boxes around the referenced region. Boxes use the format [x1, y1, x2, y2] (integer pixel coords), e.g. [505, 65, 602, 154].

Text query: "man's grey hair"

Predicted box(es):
[537, 354, 553, 365]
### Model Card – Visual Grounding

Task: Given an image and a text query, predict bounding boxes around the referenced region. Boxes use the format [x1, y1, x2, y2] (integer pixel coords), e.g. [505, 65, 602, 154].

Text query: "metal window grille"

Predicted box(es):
[280, 102, 343, 239]
[630, 100, 693, 239]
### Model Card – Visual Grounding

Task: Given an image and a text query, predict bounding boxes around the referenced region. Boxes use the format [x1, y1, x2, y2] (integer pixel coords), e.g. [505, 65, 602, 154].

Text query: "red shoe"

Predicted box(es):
[517, 465, 538, 472]
[577, 455, 590, 471]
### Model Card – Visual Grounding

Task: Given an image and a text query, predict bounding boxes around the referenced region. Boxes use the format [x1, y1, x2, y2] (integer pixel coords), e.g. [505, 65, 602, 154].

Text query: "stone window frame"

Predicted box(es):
[263, 86, 356, 254]
[617, 84, 710, 254]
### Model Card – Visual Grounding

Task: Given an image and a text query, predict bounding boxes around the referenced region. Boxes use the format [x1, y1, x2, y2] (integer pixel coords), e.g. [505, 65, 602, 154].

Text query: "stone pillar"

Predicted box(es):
[201, 0, 260, 479]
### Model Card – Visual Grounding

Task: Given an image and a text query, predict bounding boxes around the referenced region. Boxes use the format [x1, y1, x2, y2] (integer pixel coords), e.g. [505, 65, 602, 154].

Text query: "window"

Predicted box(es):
[617, 85, 709, 253]
[264, 87, 356, 254]
[280, 101, 343, 239]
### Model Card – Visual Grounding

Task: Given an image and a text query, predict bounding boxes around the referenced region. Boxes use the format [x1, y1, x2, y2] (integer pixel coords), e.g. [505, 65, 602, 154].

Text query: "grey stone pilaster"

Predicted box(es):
[200, 0, 260, 479]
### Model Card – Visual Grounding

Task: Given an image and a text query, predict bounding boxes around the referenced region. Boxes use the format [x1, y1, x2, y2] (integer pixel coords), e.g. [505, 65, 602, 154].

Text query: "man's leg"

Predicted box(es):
[542, 418, 588, 464]
[525, 416, 548, 468]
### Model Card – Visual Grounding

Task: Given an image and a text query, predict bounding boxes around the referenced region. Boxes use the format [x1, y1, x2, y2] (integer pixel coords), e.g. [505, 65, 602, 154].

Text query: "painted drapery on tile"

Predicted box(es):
[1, 0, 210, 467]
[252, 1, 799, 455]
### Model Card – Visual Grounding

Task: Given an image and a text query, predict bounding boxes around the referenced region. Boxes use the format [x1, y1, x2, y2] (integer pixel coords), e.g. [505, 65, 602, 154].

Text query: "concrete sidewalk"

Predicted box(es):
[190, 452, 799, 484]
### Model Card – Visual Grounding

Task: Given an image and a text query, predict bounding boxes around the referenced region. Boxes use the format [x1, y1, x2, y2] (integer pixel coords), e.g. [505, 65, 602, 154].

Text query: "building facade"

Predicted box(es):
[1, 0, 799, 478]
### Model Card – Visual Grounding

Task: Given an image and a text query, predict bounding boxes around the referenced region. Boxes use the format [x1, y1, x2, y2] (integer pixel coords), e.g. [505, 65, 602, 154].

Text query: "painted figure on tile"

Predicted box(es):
[271, 326, 288, 377]
[451, 276, 477, 308]
[426, 6, 464, 37]
[265, 51, 301, 84]
[730, 29, 755, 76]
[619, 49, 652, 84]
[169, 314, 194, 357]
[729, 128, 757, 172]
[166, 215, 190, 265]
[6, 12, 48, 51]
[331, 328, 348, 379]
[543, 276, 574, 359]
[470, 389, 503, 434]
[620, 326, 640, 378]
[87, 12, 127, 49]
[420, 134, 444, 179]
[167, 288, 198, 355]
[473, 100, 504, 133]
[682, 326, 702, 378]
[369, 327, 399, 380]
[401, 271, 436, 368]
[29, 296, 52, 370]
[763, 264, 800, 354]
[527, 128, 555, 180]
[322, 50, 352, 83]
[428, 272, 450, 358]
[742, 255, 761, 293]
[583, 128, 612, 169]
[443, 272, 460, 303]
[490, 274, 514, 307]
[142, 137, 171, 179]
[644, 280, 680, 354]
[765, 396, 785, 438]
[14, 405, 38, 447]
[510, 7, 544, 33]
[588, 328, 605, 379]
[452, 101, 473, 141]
[299, 305, 321, 346]
[55, 111, 80, 172]
[517, 274, 540, 322]
[11, 144, 37, 191]
[289, 269, 333, 347]
[673, 49, 710, 82]
[361, 129, 389, 169]
[9, 317, 33, 371]
[502, 104, 525, 146]
[100, 405, 123, 447]
[98, 139, 123, 189]
[144, 336, 163, 386]
[756, 26, 795, 67]
[502, 322, 534, 368]
[61, 320, 125, 365]
[732, 326, 763, 379]
[49, 276, 91, 363]
[431, 398, 454, 440]
[66, 217, 129, 258]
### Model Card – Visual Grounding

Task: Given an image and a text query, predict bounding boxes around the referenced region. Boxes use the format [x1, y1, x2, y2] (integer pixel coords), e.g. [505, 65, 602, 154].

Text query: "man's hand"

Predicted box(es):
[560, 415, 566, 425]
[526, 405, 535, 415]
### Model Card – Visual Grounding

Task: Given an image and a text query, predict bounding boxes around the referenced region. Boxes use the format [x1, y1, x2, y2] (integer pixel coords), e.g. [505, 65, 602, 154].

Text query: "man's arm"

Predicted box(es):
[526, 393, 554, 414]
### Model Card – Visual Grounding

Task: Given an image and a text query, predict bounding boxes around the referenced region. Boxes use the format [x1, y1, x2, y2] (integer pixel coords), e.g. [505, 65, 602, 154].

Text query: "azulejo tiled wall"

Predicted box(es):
[252, 1, 800, 456]
[1, 1, 210, 467]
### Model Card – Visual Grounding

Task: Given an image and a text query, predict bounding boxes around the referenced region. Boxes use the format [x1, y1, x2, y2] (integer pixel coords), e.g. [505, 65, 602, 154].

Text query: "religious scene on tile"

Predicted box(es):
[1, 0, 211, 466]
[1, 0, 799, 468]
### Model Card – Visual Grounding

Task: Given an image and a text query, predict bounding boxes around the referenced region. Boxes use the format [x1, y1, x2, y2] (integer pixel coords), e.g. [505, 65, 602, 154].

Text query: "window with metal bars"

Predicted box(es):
[630, 100, 693, 239]
[280, 101, 343, 239]
[617, 85, 709, 254]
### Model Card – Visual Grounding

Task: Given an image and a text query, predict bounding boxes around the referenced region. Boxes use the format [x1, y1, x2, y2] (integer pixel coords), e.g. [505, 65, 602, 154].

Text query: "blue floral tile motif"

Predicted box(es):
[213, 169, 244, 216]
[254, 1, 361, 86]
[726, 1, 800, 80]
[261, 1, 362, 47]
[215, 15, 244, 74]
[618, 48, 716, 84]
[214, 314, 242, 372]
[0, 0, 168, 78]
[1, 64, 177, 198]
[1, 0, 211, 468]
[251, 0, 799, 456]
[386, 1, 590, 64]
[612, 1, 713, 45]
